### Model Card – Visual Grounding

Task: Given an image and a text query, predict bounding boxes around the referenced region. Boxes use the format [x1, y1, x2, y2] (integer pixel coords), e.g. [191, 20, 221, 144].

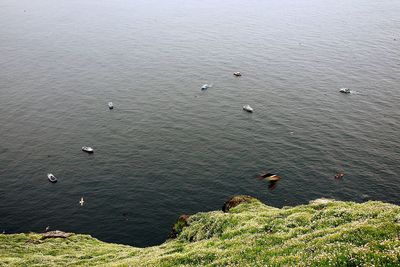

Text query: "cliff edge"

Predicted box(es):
[1, 197, 399, 266]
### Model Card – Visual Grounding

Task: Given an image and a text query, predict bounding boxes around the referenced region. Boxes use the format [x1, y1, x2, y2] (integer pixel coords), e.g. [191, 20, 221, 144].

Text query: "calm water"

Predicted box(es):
[0, 0, 399, 247]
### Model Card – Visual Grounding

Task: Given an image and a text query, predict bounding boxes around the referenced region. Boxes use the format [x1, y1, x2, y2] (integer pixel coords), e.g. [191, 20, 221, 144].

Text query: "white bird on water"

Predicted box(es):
[79, 197, 85, 206]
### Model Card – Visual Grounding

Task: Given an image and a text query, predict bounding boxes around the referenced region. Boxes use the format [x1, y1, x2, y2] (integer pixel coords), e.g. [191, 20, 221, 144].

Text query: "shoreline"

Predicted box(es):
[1, 196, 399, 266]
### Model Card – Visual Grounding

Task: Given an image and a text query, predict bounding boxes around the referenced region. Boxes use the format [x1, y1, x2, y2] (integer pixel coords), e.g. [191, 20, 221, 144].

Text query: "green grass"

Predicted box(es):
[1, 198, 399, 266]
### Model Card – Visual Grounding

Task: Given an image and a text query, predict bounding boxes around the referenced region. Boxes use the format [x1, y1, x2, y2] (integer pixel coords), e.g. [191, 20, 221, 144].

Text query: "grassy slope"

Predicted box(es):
[1, 198, 399, 266]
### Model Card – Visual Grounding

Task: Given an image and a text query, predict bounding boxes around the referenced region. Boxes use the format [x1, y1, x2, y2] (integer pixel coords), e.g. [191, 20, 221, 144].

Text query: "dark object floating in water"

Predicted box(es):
[47, 173, 57, 183]
[108, 102, 113, 109]
[339, 88, 351, 94]
[201, 84, 209, 90]
[82, 146, 94, 153]
[233, 72, 242, 77]
[334, 172, 345, 179]
[122, 212, 131, 221]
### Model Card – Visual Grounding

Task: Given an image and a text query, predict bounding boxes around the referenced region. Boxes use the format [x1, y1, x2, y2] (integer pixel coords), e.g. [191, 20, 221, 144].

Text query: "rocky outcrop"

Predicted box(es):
[222, 195, 256, 212]
[168, 214, 190, 239]
[41, 230, 73, 240]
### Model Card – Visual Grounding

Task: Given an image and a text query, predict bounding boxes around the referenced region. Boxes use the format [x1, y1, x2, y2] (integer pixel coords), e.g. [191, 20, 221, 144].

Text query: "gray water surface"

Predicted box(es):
[0, 0, 399, 246]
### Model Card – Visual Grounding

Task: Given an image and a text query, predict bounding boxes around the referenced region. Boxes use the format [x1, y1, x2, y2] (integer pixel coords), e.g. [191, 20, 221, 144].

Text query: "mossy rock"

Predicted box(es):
[168, 214, 191, 239]
[222, 195, 257, 212]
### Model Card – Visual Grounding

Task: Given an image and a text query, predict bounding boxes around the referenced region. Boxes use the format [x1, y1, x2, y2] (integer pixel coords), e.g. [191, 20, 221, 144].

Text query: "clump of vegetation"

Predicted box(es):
[1, 198, 399, 266]
[169, 215, 191, 239]
[222, 195, 258, 212]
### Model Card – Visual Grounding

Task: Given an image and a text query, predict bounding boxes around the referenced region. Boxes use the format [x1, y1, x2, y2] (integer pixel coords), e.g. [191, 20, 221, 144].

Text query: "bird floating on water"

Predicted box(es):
[243, 104, 254, 113]
[201, 84, 209, 90]
[334, 172, 345, 179]
[79, 197, 85, 206]
[339, 88, 351, 94]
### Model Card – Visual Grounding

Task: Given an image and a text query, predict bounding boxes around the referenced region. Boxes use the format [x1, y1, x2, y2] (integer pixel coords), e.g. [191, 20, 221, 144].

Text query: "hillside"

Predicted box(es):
[1, 197, 399, 266]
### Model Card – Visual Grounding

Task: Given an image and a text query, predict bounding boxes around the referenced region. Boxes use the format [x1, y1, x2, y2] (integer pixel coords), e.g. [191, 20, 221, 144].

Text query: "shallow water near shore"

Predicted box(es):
[0, 0, 399, 247]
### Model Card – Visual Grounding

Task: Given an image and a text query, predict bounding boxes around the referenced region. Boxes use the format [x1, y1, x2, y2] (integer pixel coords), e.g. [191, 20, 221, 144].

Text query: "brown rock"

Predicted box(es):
[222, 195, 256, 212]
[168, 214, 190, 239]
[41, 230, 72, 240]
